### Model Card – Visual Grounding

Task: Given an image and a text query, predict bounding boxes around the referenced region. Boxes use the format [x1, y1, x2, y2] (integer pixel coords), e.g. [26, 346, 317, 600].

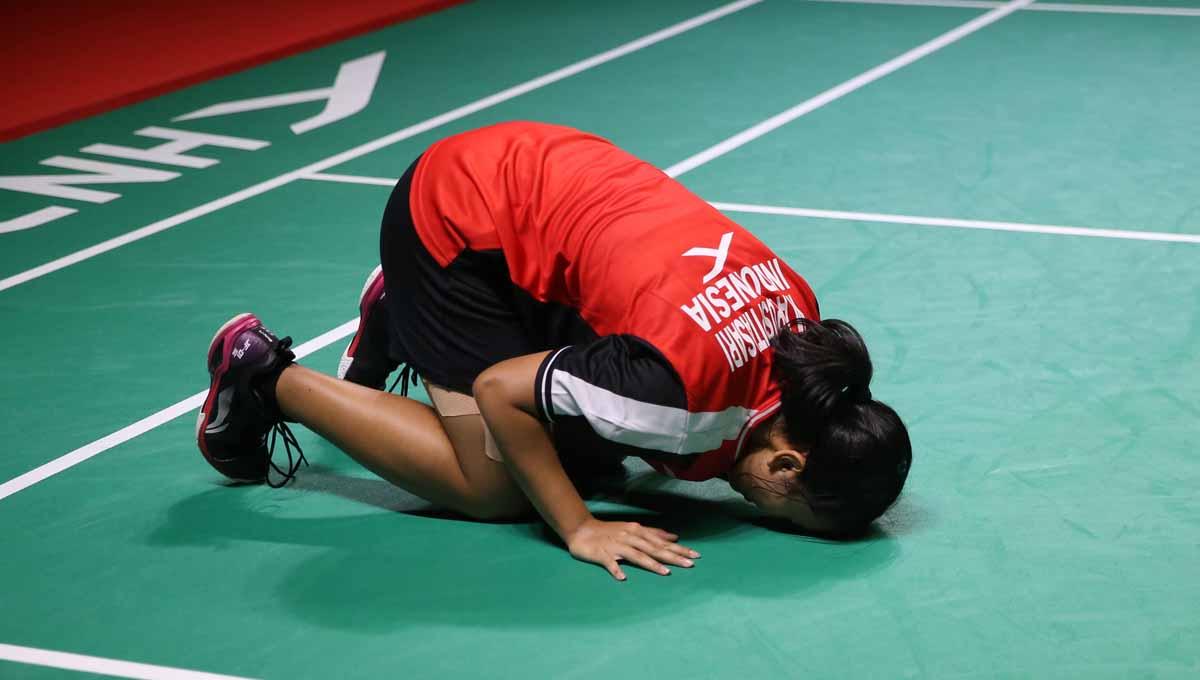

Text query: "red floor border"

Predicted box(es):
[1, 0, 464, 142]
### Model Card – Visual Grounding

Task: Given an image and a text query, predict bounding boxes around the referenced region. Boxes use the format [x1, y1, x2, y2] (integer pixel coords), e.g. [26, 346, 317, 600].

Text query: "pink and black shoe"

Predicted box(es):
[337, 265, 399, 390]
[196, 313, 305, 487]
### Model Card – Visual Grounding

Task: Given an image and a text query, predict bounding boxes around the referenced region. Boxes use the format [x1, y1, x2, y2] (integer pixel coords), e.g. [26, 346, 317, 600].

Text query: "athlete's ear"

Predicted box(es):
[767, 450, 806, 481]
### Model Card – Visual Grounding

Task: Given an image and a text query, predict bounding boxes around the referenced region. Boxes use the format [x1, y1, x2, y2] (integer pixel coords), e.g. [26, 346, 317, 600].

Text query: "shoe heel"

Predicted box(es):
[206, 313, 257, 367]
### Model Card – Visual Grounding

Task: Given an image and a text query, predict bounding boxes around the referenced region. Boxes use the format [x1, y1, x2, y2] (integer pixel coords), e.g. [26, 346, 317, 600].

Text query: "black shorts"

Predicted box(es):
[378, 158, 597, 393]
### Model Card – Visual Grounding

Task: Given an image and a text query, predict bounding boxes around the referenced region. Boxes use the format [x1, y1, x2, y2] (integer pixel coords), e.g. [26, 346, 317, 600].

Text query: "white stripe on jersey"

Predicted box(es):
[548, 369, 756, 454]
[539, 346, 572, 423]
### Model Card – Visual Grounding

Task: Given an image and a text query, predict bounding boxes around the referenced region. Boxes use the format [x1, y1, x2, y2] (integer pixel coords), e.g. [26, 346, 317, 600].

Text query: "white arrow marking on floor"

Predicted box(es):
[174, 51, 386, 135]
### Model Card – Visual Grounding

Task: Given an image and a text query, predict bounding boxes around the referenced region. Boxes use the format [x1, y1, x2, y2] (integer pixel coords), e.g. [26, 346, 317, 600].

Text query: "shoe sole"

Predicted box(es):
[337, 265, 385, 380]
[196, 312, 259, 468]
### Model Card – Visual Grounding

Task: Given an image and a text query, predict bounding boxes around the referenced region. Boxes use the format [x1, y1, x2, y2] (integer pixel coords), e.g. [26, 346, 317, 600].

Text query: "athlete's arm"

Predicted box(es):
[474, 352, 698, 581]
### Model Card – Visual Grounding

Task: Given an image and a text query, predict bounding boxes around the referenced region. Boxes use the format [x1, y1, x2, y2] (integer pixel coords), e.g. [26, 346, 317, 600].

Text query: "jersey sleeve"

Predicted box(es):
[534, 335, 695, 461]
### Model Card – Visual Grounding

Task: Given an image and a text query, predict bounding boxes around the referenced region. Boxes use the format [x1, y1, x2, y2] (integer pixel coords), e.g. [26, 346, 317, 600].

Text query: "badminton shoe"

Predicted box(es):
[196, 313, 305, 486]
[337, 265, 398, 390]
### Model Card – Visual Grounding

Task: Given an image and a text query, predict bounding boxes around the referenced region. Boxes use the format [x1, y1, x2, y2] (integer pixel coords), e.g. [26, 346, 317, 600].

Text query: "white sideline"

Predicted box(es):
[0, 0, 763, 294]
[807, 0, 1200, 16]
[1029, 2, 1200, 16]
[0, 319, 357, 503]
[0, 643, 257, 680]
[813, 0, 1001, 8]
[302, 172, 398, 187]
[665, 0, 1034, 178]
[710, 202, 1200, 243]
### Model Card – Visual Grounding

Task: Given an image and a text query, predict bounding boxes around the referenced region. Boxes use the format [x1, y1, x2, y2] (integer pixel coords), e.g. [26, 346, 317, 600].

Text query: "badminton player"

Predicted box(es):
[195, 122, 911, 580]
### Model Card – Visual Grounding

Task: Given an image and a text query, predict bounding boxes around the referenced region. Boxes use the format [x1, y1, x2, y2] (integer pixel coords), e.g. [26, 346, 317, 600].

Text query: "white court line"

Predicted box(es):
[711, 202, 1200, 243]
[0, 643, 256, 680]
[303, 173, 399, 186]
[0, 0, 762, 294]
[812, 0, 1001, 8]
[0, 320, 357, 502]
[666, 0, 1032, 177]
[807, 0, 1200, 16]
[302, 172, 398, 187]
[1029, 2, 1200, 16]
[297, 174, 1200, 243]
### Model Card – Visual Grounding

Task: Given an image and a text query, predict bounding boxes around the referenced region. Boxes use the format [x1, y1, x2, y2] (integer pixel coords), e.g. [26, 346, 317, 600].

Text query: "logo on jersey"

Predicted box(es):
[682, 232, 734, 283]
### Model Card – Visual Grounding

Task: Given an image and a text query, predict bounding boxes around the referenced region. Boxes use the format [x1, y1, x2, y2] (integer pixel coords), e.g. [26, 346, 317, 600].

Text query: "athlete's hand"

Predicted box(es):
[565, 518, 700, 581]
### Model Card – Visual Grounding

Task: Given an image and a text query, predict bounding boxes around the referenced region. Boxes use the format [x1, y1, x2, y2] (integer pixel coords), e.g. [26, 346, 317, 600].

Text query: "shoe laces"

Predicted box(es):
[388, 363, 419, 396]
[263, 334, 306, 488]
[265, 420, 307, 488]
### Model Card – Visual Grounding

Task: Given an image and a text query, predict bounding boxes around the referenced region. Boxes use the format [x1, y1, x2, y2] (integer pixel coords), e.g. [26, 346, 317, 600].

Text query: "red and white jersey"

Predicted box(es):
[410, 122, 819, 480]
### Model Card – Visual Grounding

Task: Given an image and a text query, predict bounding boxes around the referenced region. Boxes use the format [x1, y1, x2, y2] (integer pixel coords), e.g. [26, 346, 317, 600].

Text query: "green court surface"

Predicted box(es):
[1, 1, 1198, 678]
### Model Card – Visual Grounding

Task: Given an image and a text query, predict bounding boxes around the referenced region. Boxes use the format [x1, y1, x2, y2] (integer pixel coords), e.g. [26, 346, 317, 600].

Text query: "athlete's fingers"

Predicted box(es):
[648, 527, 679, 542]
[660, 541, 701, 561]
[641, 527, 699, 558]
[616, 546, 670, 576]
[628, 536, 694, 569]
[604, 558, 627, 582]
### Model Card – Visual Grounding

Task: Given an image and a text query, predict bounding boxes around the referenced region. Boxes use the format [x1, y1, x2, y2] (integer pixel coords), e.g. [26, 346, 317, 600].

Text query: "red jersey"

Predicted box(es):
[409, 122, 819, 480]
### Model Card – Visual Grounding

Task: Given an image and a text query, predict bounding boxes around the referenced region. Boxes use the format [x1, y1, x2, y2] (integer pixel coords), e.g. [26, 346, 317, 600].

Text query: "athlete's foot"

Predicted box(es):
[337, 265, 398, 390]
[196, 313, 305, 486]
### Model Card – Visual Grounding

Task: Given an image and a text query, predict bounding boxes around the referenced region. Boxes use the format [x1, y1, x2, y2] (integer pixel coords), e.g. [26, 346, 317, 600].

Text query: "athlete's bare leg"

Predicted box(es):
[275, 364, 531, 520]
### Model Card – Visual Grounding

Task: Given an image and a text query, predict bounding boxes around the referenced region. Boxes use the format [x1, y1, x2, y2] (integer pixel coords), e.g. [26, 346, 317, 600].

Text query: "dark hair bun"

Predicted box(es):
[771, 318, 911, 532]
[771, 318, 874, 444]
